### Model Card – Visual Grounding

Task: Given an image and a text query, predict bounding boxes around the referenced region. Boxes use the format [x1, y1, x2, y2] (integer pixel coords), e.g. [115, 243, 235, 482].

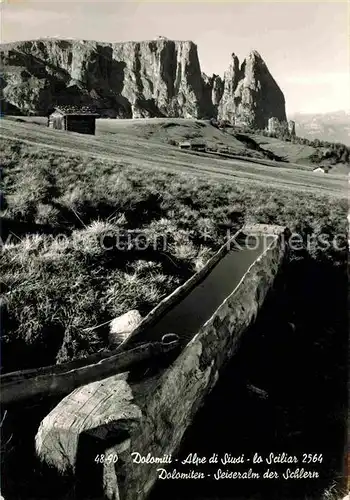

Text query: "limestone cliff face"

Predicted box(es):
[218, 50, 286, 128]
[217, 53, 241, 123]
[0, 39, 286, 128]
[0, 39, 211, 118]
[202, 72, 222, 117]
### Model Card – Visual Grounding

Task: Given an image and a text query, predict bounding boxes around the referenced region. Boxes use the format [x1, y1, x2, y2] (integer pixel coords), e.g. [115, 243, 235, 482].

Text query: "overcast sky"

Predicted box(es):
[2, 1, 349, 115]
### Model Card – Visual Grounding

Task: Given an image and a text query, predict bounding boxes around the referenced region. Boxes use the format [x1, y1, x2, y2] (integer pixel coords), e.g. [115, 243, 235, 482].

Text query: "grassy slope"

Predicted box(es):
[246, 133, 319, 164]
[12, 115, 349, 168]
[247, 132, 350, 174]
[6, 116, 252, 153]
[1, 119, 347, 198]
[0, 119, 348, 372]
[96, 117, 248, 150]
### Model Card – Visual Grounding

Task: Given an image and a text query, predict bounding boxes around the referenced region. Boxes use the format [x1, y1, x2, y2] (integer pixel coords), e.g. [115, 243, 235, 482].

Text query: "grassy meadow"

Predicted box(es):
[0, 118, 348, 372]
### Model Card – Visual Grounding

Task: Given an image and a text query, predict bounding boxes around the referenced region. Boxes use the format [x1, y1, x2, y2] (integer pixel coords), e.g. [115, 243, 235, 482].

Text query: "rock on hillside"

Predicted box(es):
[0, 38, 286, 128]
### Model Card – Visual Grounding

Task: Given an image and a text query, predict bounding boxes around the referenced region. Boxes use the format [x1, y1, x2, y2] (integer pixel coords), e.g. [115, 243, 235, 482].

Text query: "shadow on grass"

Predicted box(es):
[149, 257, 348, 500]
[235, 133, 288, 162]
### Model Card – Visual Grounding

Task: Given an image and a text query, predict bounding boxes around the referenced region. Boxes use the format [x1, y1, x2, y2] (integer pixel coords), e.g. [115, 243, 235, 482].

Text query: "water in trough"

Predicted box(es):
[127, 233, 274, 346]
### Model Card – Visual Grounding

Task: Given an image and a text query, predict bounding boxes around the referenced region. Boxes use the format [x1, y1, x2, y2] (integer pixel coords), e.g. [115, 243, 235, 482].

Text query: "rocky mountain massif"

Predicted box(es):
[0, 38, 287, 128]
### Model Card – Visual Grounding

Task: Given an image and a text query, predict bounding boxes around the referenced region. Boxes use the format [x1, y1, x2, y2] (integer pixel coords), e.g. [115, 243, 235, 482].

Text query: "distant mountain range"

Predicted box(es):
[289, 110, 350, 146]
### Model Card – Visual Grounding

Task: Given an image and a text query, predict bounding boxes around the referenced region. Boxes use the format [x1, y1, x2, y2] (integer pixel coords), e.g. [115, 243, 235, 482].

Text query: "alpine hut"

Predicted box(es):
[47, 105, 100, 135]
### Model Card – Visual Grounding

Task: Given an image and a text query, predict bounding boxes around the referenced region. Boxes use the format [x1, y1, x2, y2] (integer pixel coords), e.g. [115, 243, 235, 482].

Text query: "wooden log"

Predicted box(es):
[1, 340, 180, 406]
[35, 371, 144, 474]
[243, 223, 289, 236]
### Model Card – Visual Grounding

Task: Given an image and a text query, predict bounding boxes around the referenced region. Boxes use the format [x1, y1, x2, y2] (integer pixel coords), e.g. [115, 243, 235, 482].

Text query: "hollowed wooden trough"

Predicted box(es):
[5, 224, 290, 500]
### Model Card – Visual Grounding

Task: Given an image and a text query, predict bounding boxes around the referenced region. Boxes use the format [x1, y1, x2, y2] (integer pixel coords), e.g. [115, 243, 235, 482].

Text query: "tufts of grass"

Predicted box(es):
[0, 138, 348, 371]
[321, 481, 348, 500]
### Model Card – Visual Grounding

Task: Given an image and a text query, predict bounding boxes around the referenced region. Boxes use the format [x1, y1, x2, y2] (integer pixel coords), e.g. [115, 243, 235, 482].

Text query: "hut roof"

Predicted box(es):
[51, 105, 100, 117]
